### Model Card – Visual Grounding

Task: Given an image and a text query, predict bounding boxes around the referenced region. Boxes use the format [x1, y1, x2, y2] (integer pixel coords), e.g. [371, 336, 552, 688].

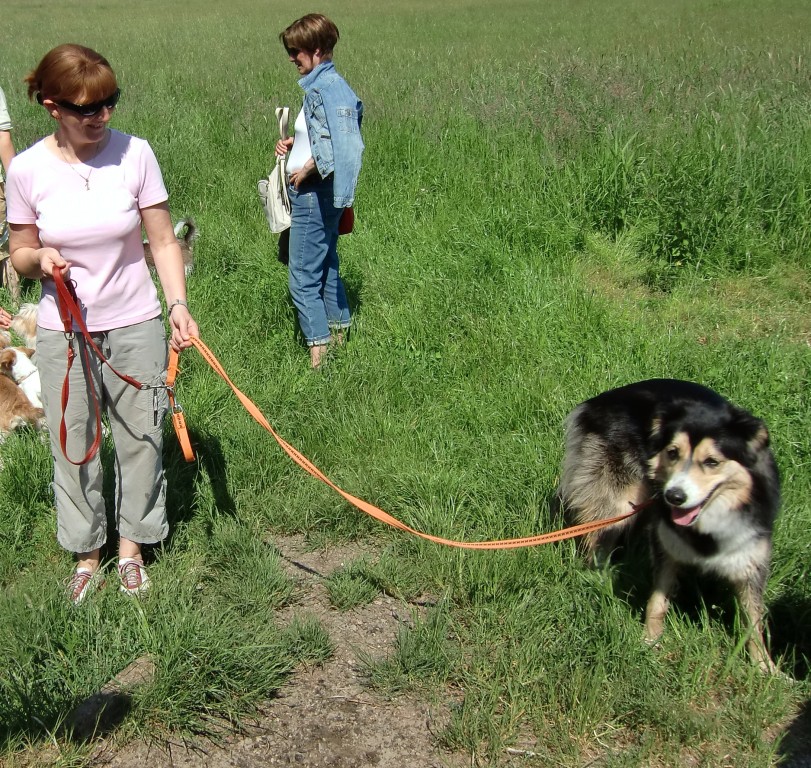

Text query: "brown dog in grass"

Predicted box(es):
[0, 347, 44, 438]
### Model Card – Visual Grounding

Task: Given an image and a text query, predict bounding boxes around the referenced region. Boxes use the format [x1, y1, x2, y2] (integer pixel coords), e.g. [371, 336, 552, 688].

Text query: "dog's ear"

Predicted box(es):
[729, 407, 770, 463]
[748, 422, 770, 451]
[0, 348, 14, 371]
[648, 413, 680, 454]
[746, 422, 770, 454]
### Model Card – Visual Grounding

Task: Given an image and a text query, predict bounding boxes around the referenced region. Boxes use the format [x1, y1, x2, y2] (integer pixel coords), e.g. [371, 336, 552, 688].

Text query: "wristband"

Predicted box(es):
[168, 299, 188, 315]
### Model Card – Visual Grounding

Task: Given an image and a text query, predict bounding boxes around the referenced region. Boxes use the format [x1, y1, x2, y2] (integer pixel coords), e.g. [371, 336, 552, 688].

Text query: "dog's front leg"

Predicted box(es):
[734, 565, 777, 674]
[645, 554, 678, 644]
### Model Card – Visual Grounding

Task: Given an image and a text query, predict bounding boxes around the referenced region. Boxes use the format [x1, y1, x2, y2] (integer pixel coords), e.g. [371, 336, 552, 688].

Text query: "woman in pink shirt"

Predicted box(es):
[6, 44, 199, 604]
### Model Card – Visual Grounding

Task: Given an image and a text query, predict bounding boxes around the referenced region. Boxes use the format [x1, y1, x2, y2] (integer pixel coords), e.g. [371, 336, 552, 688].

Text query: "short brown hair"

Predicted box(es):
[280, 14, 339, 55]
[24, 44, 117, 104]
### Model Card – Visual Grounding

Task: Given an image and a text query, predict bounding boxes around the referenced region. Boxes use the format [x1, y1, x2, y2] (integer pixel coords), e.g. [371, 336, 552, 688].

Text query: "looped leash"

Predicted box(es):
[186, 336, 644, 550]
[52, 267, 194, 465]
[166, 350, 195, 462]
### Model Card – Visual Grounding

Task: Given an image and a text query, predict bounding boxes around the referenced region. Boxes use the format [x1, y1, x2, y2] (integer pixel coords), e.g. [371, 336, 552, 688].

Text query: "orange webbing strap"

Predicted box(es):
[167, 348, 195, 462]
[187, 336, 641, 550]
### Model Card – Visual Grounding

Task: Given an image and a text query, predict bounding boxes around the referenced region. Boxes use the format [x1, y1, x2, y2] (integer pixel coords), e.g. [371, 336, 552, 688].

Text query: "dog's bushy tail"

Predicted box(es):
[9, 304, 38, 349]
[173, 218, 198, 245]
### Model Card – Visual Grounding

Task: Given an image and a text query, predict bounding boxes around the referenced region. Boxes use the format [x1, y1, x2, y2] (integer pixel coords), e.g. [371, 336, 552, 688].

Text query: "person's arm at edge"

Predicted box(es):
[0, 130, 15, 175]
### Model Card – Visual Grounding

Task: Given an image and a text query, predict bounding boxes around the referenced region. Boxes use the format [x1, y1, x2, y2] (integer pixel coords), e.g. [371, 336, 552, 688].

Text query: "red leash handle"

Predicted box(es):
[53, 267, 143, 390]
[52, 267, 190, 466]
[53, 266, 105, 465]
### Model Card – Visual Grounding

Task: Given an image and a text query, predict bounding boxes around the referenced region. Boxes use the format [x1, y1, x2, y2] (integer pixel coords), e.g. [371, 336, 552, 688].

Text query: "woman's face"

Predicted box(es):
[288, 48, 323, 75]
[46, 89, 118, 146]
[57, 105, 113, 146]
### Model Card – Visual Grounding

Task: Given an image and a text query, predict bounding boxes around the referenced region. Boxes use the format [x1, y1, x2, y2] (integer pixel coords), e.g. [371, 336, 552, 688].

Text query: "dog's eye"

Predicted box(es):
[666, 446, 679, 461]
[703, 457, 720, 468]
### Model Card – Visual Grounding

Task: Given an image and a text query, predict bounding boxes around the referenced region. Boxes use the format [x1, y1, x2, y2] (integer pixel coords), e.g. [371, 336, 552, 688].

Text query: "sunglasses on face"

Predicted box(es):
[39, 88, 121, 117]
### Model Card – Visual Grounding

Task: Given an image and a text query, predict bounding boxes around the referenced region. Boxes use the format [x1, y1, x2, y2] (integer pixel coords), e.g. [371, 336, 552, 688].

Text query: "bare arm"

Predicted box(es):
[0, 130, 14, 175]
[9, 222, 67, 279]
[141, 202, 199, 351]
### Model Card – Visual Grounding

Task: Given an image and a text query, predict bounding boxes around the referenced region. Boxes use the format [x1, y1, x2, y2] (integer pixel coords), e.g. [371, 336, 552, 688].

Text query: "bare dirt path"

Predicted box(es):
[95, 536, 468, 768]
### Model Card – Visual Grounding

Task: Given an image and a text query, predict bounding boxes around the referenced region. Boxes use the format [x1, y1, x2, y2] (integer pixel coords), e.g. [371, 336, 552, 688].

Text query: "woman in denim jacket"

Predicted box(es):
[276, 14, 364, 369]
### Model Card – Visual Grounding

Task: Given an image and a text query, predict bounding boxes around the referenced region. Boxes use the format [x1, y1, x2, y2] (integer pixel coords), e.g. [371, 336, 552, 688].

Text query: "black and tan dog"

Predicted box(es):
[559, 379, 780, 672]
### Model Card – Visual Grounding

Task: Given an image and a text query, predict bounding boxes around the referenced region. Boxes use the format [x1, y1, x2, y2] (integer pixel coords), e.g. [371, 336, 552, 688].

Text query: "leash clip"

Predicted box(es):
[166, 384, 185, 414]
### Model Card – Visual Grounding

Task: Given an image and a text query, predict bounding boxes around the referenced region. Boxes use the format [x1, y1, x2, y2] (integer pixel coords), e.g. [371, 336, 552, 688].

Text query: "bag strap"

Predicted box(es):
[274, 106, 291, 215]
[275, 106, 289, 139]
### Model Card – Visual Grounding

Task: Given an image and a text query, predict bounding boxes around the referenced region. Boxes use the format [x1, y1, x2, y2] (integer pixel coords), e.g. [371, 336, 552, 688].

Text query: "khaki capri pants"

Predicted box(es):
[37, 317, 170, 553]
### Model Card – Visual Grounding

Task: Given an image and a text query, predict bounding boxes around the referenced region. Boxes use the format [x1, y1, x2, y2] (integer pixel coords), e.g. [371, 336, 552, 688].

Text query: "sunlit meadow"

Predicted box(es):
[1, 0, 810, 764]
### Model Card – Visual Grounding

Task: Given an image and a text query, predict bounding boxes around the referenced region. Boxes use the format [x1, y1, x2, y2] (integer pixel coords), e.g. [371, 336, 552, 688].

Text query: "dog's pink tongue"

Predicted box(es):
[671, 505, 701, 526]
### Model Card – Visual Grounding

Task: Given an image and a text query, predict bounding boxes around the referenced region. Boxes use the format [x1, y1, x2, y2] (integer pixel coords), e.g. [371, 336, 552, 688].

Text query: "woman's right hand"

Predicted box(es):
[9, 223, 69, 281]
[275, 137, 294, 157]
[39, 248, 70, 279]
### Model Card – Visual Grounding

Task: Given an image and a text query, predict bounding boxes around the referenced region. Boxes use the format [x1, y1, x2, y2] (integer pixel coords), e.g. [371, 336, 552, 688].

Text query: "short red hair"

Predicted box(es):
[25, 44, 118, 104]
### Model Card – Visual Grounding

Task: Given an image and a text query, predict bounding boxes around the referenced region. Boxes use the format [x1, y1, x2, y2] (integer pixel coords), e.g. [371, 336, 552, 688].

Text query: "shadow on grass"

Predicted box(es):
[63, 655, 156, 745]
[769, 593, 811, 681]
[163, 426, 237, 542]
[64, 691, 133, 744]
[778, 698, 811, 767]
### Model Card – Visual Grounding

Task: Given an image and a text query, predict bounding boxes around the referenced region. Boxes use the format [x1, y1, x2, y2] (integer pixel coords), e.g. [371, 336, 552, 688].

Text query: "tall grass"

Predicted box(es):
[1, 0, 810, 764]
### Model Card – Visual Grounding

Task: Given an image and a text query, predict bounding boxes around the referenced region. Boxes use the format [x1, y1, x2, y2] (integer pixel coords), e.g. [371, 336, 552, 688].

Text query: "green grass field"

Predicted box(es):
[1, 0, 810, 764]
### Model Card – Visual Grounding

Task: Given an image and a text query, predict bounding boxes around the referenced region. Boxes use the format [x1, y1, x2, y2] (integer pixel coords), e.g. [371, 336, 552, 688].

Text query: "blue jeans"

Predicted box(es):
[288, 175, 351, 346]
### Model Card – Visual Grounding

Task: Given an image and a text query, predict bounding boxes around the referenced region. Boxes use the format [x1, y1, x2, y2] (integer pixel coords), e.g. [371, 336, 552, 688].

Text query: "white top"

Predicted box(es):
[286, 106, 313, 174]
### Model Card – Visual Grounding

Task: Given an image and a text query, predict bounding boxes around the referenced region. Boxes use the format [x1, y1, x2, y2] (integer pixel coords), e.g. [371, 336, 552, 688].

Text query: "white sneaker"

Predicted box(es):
[118, 558, 150, 596]
[67, 567, 101, 605]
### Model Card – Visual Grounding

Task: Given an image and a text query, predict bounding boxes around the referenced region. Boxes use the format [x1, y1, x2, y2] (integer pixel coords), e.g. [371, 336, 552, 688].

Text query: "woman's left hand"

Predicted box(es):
[168, 305, 200, 352]
[289, 158, 317, 189]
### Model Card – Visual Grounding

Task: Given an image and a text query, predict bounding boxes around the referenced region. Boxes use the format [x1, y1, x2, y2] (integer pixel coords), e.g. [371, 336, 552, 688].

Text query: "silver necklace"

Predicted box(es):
[57, 137, 103, 191]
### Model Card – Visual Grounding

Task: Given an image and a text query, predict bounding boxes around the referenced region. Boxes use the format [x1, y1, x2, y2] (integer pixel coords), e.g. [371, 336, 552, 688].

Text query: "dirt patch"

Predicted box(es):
[94, 536, 467, 768]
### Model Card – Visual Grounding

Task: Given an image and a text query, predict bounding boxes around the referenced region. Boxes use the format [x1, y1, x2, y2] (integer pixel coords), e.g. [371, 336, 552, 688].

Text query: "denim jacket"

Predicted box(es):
[299, 61, 364, 208]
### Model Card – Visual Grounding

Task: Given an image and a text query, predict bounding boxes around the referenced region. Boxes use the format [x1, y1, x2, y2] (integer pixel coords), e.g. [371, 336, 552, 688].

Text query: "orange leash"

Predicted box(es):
[184, 336, 642, 550]
[166, 349, 195, 462]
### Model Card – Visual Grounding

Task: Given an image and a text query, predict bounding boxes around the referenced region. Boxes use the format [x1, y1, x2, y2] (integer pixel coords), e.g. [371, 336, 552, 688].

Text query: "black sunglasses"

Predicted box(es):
[39, 88, 121, 117]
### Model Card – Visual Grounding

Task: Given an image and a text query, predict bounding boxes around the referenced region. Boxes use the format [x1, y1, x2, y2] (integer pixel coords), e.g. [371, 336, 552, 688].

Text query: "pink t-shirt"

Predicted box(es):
[6, 129, 167, 332]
